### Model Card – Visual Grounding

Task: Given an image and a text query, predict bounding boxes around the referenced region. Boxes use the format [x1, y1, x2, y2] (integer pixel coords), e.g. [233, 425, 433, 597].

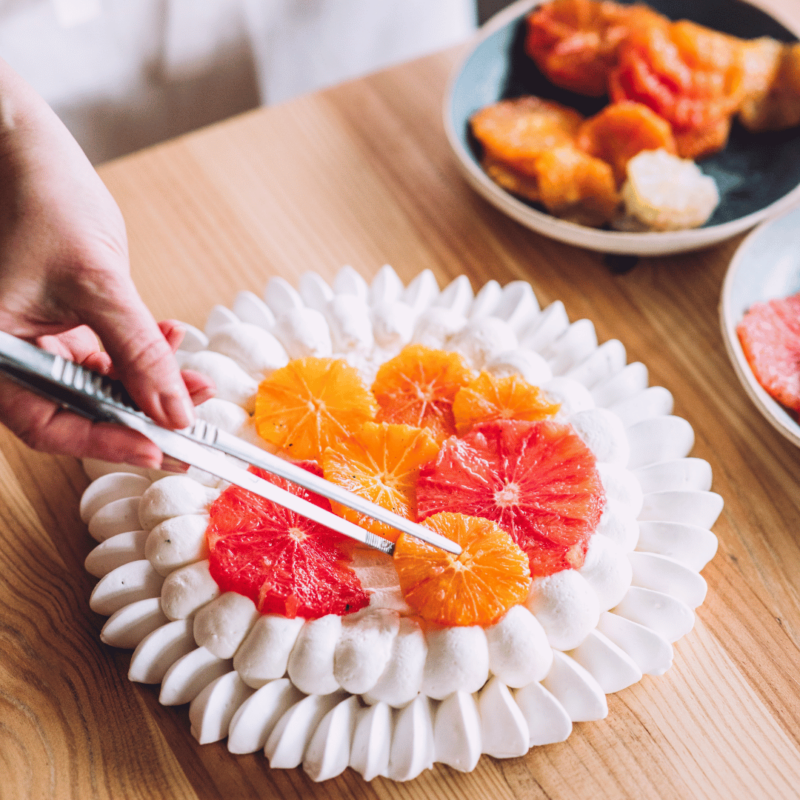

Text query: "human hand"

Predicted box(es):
[0, 58, 214, 469]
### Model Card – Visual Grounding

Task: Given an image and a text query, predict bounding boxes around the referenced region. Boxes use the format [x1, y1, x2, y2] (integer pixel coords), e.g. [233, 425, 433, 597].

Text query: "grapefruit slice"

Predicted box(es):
[321, 422, 441, 542]
[452, 371, 560, 436]
[254, 357, 377, 461]
[206, 465, 369, 619]
[737, 291, 800, 413]
[371, 345, 474, 441]
[416, 419, 605, 578]
[393, 512, 531, 627]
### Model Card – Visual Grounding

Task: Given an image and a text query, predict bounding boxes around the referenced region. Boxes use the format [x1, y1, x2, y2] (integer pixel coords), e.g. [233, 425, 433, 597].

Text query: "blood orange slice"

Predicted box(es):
[416, 419, 605, 578]
[393, 512, 531, 627]
[254, 357, 377, 461]
[737, 291, 800, 413]
[321, 422, 440, 542]
[371, 345, 474, 441]
[452, 371, 560, 436]
[206, 465, 369, 618]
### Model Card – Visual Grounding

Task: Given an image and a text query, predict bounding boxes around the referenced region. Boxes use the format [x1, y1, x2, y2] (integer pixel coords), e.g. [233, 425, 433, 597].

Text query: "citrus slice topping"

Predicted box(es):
[737, 291, 800, 413]
[393, 512, 531, 627]
[416, 419, 605, 578]
[322, 422, 441, 542]
[206, 465, 369, 619]
[371, 345, 474, 441]
[254, 357, 377, 461]
[452, 371, 561, 436]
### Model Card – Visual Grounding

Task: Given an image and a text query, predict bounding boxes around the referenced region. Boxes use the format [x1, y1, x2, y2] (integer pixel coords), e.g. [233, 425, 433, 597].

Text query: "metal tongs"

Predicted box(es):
[0, 331, 461, 557]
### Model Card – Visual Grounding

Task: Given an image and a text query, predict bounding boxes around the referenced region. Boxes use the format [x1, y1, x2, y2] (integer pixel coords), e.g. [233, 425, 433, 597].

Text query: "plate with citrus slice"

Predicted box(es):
[80, 264, 722, 781]
[721, 204, 800, 448]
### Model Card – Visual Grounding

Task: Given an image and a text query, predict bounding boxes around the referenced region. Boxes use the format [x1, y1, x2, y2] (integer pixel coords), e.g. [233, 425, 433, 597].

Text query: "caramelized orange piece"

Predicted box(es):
[372, 345, 474, 441]
[393, 512, 531, 626]
[321, 422, 441, 542]
[738, 40, 800, 132]
[577, 101, 676, 185]
[534, 144, 620, 226]
[525, 0, 668, 96]
[254, 357, 377, 461]
[452, 372, 560, 436]
[609, 20, 747, 158]
[470, 96, 584, 178]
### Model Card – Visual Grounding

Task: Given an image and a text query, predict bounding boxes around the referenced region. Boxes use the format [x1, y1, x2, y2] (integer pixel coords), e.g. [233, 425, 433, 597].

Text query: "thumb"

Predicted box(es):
[80, 273, 195, 429]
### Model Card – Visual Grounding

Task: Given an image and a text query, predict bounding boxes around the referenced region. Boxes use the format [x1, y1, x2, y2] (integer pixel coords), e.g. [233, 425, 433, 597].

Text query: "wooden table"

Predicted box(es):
[3, 9, 800, 799]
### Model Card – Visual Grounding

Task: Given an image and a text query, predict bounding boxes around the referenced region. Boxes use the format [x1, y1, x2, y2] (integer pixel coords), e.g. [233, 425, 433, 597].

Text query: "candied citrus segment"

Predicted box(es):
[321, 422, 441, 542]
[525, 0, 668, 96]
[254, 357, 377, 461]
[452, 372, 561, 436]
[577, 101, 677, 185]
[371, 345, 474, 441]
[470, 96, 584, 177]
[206, 465, 369, 619]
[394, 512, 531, 627]
[417, 419, 605, 578]
[608, 20, 747, 158]
[737, 291, 800, 413]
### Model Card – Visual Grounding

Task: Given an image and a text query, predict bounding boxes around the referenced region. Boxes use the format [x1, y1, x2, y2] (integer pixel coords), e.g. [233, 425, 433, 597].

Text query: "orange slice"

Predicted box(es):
[393, 512, 531, 627]
[254, 357, 377, 461]
[371, 345, 474, 441]
[322, 422, 441, 542]
[452, 371, 561, 436]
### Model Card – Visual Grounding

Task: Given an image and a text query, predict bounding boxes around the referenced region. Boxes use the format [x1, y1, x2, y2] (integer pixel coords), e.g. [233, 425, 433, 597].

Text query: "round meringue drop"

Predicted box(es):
[272, 307, 333, 359]
[578, 534, 633, 611]
[542, 377, 594, 415]
[146, 514, 209, 577]
[176, 350, 258, 411]
[325, 294, 374, 355]
[525, 570, 600, 651]
[333, 609, 400, 695]
[234, 615, 306, 688]
[287, 615, 343, 696]
[420, 625, 489, 700]
[485, 605, 553, 687]
[568, 408, 630, 466]
[446, 316, 518, 369]
[160, 559, 220, 621]
[486, 348, 552, 385]
[207, 322, 289, 380]
[411, 306, 467, 349]
[193, 592, 260, 659]
[138, 476, 218, 531]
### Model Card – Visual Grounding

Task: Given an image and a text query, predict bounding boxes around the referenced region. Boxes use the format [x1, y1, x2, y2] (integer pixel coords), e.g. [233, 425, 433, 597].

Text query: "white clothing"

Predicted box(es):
[1, 0, 475, 163]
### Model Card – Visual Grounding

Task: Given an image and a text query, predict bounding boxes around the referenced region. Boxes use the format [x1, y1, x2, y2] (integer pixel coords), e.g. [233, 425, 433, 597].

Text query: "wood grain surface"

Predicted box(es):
[3, 6, 800, 798]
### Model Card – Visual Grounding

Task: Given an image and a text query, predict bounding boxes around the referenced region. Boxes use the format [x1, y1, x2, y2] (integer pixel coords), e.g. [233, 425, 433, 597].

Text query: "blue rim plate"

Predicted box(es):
[444, 0, 800, 255]
[720, 205, 800, 447]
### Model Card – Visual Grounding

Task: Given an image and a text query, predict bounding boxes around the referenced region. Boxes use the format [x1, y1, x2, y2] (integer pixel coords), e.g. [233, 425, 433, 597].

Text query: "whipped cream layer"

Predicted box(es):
[82, 264, 721, 782]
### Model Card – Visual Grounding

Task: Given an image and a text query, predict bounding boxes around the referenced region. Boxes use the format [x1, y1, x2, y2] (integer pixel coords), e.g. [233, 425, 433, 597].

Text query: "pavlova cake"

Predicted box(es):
[80, 264, 722, 781]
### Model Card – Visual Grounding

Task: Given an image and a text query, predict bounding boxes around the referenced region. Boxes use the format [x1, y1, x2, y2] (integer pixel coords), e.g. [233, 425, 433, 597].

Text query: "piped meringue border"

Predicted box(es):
[80, 265, 721, 782]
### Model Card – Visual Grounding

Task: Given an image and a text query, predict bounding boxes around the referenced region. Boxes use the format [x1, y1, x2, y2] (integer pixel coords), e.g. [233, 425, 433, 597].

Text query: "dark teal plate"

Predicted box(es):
[444, 0, 800, 254]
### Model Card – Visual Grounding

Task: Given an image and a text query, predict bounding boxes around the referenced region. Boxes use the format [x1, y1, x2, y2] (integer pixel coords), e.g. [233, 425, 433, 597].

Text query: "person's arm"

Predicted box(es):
[0, 58, 213, 468]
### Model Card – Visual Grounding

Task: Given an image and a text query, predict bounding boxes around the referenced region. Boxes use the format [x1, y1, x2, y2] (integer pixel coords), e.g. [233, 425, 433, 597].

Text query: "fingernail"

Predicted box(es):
[162, 391, 195, 428]
[127, 452, 162, 470]
[161, 455, 190, 473]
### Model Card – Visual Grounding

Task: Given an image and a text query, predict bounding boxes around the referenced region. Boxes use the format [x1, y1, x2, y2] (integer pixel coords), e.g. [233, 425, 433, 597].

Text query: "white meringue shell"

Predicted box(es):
[541, 651, 608, 722]
[303, 695, 360, 781]
[479, 677, 529, 758]
[433, 691, 482, 772]
[633, 458, 713, 493]
[233, 614, 305, 688]
[387, 695, 435, 781]
[628, 552, 708, 608]
[160, 647, 232, 706]
[232, 289, 276, 330]
[566, 339, 627, 389]
[469, 279, 503, 319]
[80, 473, 151, 523]
[190, 671, 255, 745]
[639, 491, 724, 528]
[227, 678, 304, 754]
[90, 560, 164, 616]
[264, 276, 304, 315]
[546, 319, 598, 375]
[636, 521, 718, 571]
[299, 272, 335, 311]
[350, 701, 392, 780]
[402, 269, 439, 314]
[88, 497, 142, 542]
[369, 264, 404, 307]
[592, 361, 649, 408]
[435, 274, 473, 315]
[519, 300, 569, 352]
[204, 304, 239, 337]
[447, 316, 518, 369]
[493, 280, 540, 333]
[627, 416, 695, 469]
[596, 611, 673, 676]
[609, 386, 674, 428]
[569, 629, 642, 693]
[128, 619, 196, 684]
[334, 265, 369, 299]
[613, 587, 695, 643]
[265, 692, 346, 769]
[100, 597, 168, 649]
[85, 530, 149, 578]
[513, 680, 572, 746]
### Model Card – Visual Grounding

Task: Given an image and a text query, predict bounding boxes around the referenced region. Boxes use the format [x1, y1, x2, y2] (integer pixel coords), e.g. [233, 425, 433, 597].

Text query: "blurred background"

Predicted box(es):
[2, 0, 515, 164]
